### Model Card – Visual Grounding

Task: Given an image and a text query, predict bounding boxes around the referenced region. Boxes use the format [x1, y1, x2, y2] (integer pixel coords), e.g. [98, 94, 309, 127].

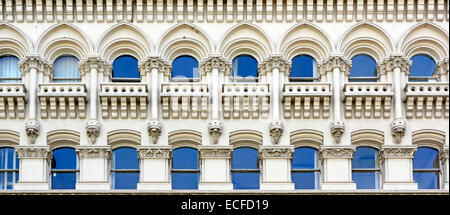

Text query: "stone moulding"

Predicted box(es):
[75, 146, 111, 159]
[380, 146, 417, 160]
[15, 146, 51, 159]
[258, 146, 294, 159]
[199, 146, 233, 159]
[199, 57, 231, 76]
[37, 83, 87, 119]
[137, 146, 172, 159]
[319, 146, 355, 159]
[0, 84, 27, 119]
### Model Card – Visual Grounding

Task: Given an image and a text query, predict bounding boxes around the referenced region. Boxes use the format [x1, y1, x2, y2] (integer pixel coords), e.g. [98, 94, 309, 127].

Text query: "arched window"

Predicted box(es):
[52, 56, 80, 83]
[349, 54, 378, 82]
[292, 147, 319, 189]
[112, 55, 140, 82]
[352, 147, 380, 189]
[231, 147, 260, 189]
[290, 55, 318, 82]
[0, 56, 21, 83]
[171, 147, 199, 189]
[232, 55, 258, 82]
[51, 147, 78, 189]
[171, 56, 199, 82]
[409, 54, 437, 82]
[111, 147, 139, 189]
[0, 147, 19, 190]
[413, 147, 440, 189]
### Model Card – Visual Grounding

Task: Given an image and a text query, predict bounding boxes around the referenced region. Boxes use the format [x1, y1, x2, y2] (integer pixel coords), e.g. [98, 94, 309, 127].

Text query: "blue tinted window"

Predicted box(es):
[352, 147, 379, 189]
[112, 147, 139, 189]
[172, 147, 199, 189]
[0, 147, 19, 190]
[409, 54, 436, 82]
[172, 56, 199, 80]
[290, 55, 317, 80]
[232, 55, 258, 79]
[53, 56, 80, 82]
[413, 147, 439, 189]
[292, 147, 319, 189]
[232, 147, 259, 189]
[349, 54, 377, 82]
[0, 56, 21, 83]
[51, 147, 77, 189]
[112, 55, 140, 80]
[292, 147, 318, 169]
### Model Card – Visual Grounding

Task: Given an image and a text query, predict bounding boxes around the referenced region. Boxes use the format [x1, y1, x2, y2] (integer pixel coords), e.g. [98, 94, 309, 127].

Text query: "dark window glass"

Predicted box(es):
[232, 55, 258, 81]
[292, 147, 319, 189]
[171, 56, 199, 81]
[172, 147, 199, 189]
[349, 54, 378, 82]
[51, 147, 77, 189]
[231, 147, 259, 189]
[290, 55, 317, 82]
[0, 55, 21, 83]
[112, 55, 140, 81]
[409, 54, 437, 82]
[53, 56, 80, 82]
[413, 147, 440, 189]
[0, 147, 19, 190]
[352, 147, 380, 189]
[112, 147, 139, 189]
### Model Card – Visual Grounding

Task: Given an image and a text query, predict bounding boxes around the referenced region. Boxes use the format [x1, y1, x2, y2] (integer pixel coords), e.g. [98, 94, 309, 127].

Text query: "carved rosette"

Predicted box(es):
[18, 56, 51, 76]
[391, 119, 406, 143]
[269, 121, 284, 144]
[86, 120, 101, 144]
[25, 119, 40, 144]
[439, 147, 449, 164]
[318, 56, 352, 75]
[139, 57, 171, 76]
[78, 57, 110, 76]
[137, 147, 172, 159]
[330, 121, 345, 144]
[258, 57, 291, 76]
[380, 146, 417, 162]
[259, 146, 294, 159]
[15, 146, 51, 159]
[379, 55, 412, 75]
[76, 147, 111, 159]
[199, 147, 233, 159]
[208, 120, 223, 144]
[319, 147, 355, 159]
[199, 57, 231, 76]
[147, 120, 162, 144]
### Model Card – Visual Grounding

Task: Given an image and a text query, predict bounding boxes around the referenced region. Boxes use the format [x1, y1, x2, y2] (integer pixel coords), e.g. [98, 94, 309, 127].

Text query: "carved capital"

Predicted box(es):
[319, 146, 355, 159]
[440, 147, 449, 164]
[269, 121, 284, 144]
[380, 146, 417, 160]
[137, 146, 172, 159]
[147, 120, 162, 144]
[199, 146, 233, 159]
[86, 120, 101, 144]
[259, 146, 294, 159]
[15, 146, 51, 159]
[330, 121, 345, 144]
[208, 120, 223, 144]
[391, 119, 406, 144]
[139, 57, 171, 76]
[318, 56, 352, 75]
[379, 55, 411, 75]
[199, 57, 231, 76]
[25, 119, 40, 144]
[258, 57, 291, 76]
[19, 56, 51, 76]
[78, 57, 110, 76]
[76, 146, 111, 159]
[434, 58, 449, 81]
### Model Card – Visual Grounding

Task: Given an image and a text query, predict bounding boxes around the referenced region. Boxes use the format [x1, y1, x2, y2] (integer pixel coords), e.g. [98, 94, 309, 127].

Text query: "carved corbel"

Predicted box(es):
[391, 119, 406, 144]
[208, 120, 223, 144]
[330, 121, 345, 143]
[147, 120, 162, 144]
[269, 121, 284, 144]
[25, 119, 40, 144]
[86, 120, 101, 144]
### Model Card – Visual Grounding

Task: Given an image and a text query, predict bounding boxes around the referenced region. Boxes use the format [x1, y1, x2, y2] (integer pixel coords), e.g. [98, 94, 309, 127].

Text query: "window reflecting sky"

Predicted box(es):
[232, 147, 258, 169]
[0, 56, 20, 83]
[232, 55, 258, 78]
[292, 147, 317, 169]
[350, 54, 377, 78]
[53, 55, 80, 82]
[290, 55, 316, 78]
[112, 55, 140, 78]
[410, 54, 436, 77]
[172, 56, 199, 79]
[172, 147, 198, 169]
[51, 147, 77, 189]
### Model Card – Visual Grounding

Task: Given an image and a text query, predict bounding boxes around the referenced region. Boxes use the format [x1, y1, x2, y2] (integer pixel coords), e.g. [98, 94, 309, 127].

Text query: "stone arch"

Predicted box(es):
[338, 22, 394, 62]
[0, 130, 20, 147]
[290, 129, 323, 149]
[412, 129, 446, 150]
[0, 23, 32, 60]
[219, 22, 273, 62]
[279, 22, 333, 62]
[168, 129, 202, 148]
[107, 129, 141, 149]
[229, 130, 262, 149]
[97, 22, 153, 63]
[47, 129, 80, 149]
[158, 22, 213, 62]
[398, 21, 449, 62]
[350, 129, 384, 149]
[36, 22, 92, 63]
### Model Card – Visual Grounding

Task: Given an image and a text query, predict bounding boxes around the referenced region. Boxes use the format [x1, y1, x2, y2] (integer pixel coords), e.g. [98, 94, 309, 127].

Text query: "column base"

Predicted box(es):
[382, 182, 418, 190]
[321, 182, 357, 190]
[76, 182, 111, 190]
[198, 182, 233, 190]
[137, 182, 172, 190]
[14, 182, 49, 190]
[260, 182, 295, 190]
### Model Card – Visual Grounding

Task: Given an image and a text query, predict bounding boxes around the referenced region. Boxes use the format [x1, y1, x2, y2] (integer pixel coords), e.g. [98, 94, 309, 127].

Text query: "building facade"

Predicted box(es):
[0, 0, 449, 193]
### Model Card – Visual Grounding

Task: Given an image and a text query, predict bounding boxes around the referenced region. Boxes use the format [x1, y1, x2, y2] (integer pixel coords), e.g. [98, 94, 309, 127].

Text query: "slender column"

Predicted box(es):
[333, 67, 341, 121]
[90, 67, 98, 120]
[212, 67, 219, 120]
[151, 67, 159, 120]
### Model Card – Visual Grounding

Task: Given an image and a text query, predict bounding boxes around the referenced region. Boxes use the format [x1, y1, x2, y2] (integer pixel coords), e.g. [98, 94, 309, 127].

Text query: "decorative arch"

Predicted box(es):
[290, 129, 323, 149]
[338, 22, 394, 62]
[97, 22, 153, 63]
[168, 129, 202, 148]
[229, 130, 262, 148]
[158, 22, 213, 62]
[219, 22, 273, 62]
[412, 129, 446, 149]
[398, 21, 449, 62]
[279, 22, 333, 62]
[47, 129, 80, 149]
[36, 22, 92, 63]
[0, 130, 20, 146]
[107, 129, 141, 149]
[0, 23, 33, 60]
[350, 129, 384, 149]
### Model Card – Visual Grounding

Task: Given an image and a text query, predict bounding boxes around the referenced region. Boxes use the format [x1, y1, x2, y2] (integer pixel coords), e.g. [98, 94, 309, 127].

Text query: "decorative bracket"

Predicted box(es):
[208, 120, 223, 144]
[86, 120, 101, 144]
[25, 119, 40, 144]
[391, 119, 407, 144]
[330, 121, 345, 143]
[269, 121, 284, 144]
[147, 120, 162, 144]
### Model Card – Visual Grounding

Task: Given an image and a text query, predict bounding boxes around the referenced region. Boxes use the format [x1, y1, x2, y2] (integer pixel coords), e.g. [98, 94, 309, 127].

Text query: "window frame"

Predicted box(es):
[110, 147, 140, 189]
[231, 147, 260, 189]
[412, 147, 441, 189]
[51, 55, 82, 83]
[50, 147, 79, 190]
[0, 147, 19, 190]
[291, 147, 321, 189]
[111, 55, 141, 82]
[351, 146, 381, 189]
[348, 54, 379, 82]
[408, 54, 438, 83]
[0, 55, 21, 83]
[171, 147, 200, 190]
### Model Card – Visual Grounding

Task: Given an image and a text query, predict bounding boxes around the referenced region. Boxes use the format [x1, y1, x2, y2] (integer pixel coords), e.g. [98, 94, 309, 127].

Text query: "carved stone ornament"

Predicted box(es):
[139, 57, 171, 76]
[259, 146, 294, 159]
[199, 57, 231, 76]
[434, 58, 449, 81]
[318, 56, 352, 75]
[147, 120, 162, 144]
[199, 147, 233, 159]
[378, 55, 411, 75]
[25, 119, 40, 144]
[258, 57, 291, 76]
[269, 121, 284, 144]
[319, 147, 355, 159]
[439, 147, 449, 164]
[18, 56, 50, 76]
[15, 146, 50, 159]
[380, 146, 417, 161]
[391, 119, 406, 144]
[76, 146, 111, 159]
[330, 121, 345, 144]
[208, 120, 223, 144]
[86, 120, 101, 144]
[78, 57, 110, 76]
[137, 147, 172, 159]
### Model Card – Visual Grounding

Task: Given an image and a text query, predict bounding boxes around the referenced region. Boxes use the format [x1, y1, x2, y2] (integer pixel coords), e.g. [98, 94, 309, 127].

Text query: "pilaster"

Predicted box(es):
[259, 146, 295, 190]
[137, 146, 172, 190]
[198, 146, 234, 190]
[380, 146, 418, 190]
[319, 146, 356, 190]
[14, 146, 51, 190]
[75, 146, 111, 190]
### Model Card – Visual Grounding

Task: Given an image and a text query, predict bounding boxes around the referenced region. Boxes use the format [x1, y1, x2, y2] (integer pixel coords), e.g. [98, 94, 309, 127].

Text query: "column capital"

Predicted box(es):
[78, 57, 111, 76]
[380, 146, 417, 160]
[18, 55, 51, 76]
[199, 57, 231, 76]
[139, 57, 171, 76]
[379, 55, 412, 75]
[258, 56, 291, 76]
[137, 146, 172, 159]
[258, 146, 294, 159]
[199, 146, 233, 159]
[15, 146, 51, 159]
[75, 146, 111, 159]
[435, 58, 449, 80]
[318, 56, 352, 75]
[440, 146, 449, 164]
[319, 146, 355, 159]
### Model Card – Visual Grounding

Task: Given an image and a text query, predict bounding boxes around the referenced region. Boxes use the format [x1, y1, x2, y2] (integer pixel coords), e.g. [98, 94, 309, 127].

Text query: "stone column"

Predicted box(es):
[14, 146, 51, 190]
[435, 58, 449, 82]
[319, 146, 356, 190]
[380, 146, 418, 190]
[75, 146, 111, 190]
[259, 146, 295, 190]
[440, 146, 449, 189]
[198, 146, 233, 190]
[137, 146, 172, 190]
